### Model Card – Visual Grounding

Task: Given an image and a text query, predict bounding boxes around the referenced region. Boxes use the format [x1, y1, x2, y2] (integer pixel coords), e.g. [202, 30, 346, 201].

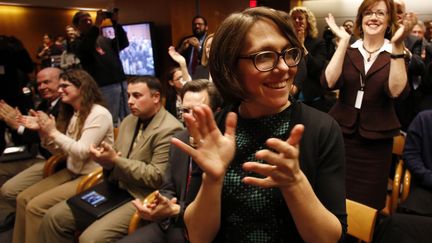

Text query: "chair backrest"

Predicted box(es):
[392, 134, 405, 157]
[346, 199, 378, 243]
[114, 127, 119, 140]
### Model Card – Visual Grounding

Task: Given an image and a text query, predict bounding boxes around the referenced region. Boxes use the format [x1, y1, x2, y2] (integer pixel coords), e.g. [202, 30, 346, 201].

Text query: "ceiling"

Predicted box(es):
[0, 0, 113, 9]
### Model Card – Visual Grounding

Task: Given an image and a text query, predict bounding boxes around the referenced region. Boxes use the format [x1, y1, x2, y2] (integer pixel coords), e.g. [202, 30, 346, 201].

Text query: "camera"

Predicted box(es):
[101, 8, 118, 19]
[102, 11, 113, 19]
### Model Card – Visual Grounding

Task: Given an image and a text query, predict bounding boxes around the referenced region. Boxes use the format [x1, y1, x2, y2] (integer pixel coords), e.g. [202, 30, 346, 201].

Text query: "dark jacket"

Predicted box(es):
[72, 24, 129, 87]
[322, 48, 410, 139]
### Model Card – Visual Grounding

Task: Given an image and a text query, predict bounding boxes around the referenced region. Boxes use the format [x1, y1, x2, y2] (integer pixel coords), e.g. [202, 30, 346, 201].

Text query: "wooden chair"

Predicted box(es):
[346, 199, 378, 243]
[381, 134, 406, 215]
[42, 153, 67, 178]
[75, 167, 104, 193]
[128, 210, 142, 234]
[390, 159, 412, 213]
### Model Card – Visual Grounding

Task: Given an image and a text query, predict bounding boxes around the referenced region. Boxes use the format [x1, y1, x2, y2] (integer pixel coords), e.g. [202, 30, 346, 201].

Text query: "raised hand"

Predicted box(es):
[168, 46, 186, 66]
[391, 12, 418, 45]
[242, 124, 305, 189]
[89, 141, 118, 169]
[132, 191, 180, 221]
[171, 105, 237, 182]
[325, 13, 351, 41]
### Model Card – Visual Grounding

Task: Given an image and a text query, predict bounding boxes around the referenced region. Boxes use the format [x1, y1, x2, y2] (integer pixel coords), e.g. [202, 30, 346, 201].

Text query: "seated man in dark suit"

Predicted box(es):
[39, 76, 183, 242]
[0, 67, 61, 232]
[399, 109, 432, 215]
[374, 109, 432, 243]
[118, 79, 222, 243]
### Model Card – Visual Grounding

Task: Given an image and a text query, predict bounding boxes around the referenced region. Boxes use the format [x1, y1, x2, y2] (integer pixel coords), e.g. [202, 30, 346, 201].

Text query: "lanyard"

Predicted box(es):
[359, 74, 365, 91]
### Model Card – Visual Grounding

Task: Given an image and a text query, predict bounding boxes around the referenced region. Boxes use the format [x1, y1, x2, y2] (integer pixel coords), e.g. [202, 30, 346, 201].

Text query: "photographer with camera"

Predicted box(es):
[71, 9, 129, 127]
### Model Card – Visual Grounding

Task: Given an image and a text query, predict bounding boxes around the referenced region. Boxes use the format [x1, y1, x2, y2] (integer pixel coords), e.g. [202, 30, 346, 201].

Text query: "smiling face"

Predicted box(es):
[237, 19, 297, 118]
[361, 1, 389, 38]
[58, 79, 81, 108]
[36, 68, 61, 102]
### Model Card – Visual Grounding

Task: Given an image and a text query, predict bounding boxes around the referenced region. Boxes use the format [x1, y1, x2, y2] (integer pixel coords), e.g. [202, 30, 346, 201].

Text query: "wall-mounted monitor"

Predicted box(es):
[102, 22, 157, 76]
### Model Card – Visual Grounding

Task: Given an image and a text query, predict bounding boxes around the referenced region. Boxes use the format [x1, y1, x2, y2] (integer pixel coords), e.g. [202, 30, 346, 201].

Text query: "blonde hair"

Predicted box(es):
[201, 33, 214, 67]
[289, 6, 319, 38]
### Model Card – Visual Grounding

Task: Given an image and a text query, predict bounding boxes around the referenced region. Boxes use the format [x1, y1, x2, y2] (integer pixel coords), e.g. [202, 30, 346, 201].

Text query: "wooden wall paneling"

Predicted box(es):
[0, 5, 96, 71]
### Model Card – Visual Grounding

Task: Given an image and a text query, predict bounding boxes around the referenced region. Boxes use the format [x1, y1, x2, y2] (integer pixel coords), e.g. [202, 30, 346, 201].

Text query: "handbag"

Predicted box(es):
[66, 180, 133, 231]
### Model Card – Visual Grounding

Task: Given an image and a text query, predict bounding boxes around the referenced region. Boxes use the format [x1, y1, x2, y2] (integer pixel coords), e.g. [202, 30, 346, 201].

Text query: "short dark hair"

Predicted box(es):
[209, 7, 301, 104]
[128, 75, 162, 94]
[72, 11, 91, 26]
[180, 79, 223, 111]
[343, 19, 354, 26]
[192, 15, 208, 26]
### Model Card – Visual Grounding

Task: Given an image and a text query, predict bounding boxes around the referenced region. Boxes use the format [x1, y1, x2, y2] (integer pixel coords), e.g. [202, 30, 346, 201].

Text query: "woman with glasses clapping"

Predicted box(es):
[172, 7, 347, 242]
[13, 69, 113, 243]
[322, 0, 413, 210]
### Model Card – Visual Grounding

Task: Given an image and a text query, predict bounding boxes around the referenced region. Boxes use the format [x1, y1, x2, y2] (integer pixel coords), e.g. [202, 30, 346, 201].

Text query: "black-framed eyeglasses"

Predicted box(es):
[238, 47, 302, 72]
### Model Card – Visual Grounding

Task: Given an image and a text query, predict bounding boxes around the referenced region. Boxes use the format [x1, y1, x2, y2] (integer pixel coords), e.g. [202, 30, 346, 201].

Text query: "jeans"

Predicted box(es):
[100, 81, 130, 126]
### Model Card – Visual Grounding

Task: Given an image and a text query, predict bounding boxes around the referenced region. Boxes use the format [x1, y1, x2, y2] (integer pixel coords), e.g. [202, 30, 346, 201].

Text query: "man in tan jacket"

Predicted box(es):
[39, 76, 183, 242]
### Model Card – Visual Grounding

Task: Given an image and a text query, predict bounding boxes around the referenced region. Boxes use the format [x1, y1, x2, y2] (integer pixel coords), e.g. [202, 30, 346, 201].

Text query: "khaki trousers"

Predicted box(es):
[12, 168, 84, 243]
[40, 198, 136, 243]
[0, 160, 44, 221]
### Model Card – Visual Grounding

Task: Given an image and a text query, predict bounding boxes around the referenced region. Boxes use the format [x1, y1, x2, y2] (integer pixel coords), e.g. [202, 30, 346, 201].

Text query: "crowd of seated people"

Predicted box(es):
[1, 0, 432, 242]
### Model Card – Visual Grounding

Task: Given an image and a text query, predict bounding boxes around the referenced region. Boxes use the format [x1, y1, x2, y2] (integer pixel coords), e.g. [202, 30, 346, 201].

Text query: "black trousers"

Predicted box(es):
[373, 213, 432, 243]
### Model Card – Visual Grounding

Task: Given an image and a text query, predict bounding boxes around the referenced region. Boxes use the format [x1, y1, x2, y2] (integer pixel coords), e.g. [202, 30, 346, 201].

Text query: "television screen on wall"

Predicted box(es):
[102, 22, 156, 76]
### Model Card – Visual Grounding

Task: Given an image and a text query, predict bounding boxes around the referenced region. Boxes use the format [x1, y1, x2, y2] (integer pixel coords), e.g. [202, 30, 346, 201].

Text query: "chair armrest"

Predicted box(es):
[128, 211, 142, 235]
[390, 159, 404, 214]
[401, 170, 411, 202]
[43, 153, 67, 178]
[75, 167, 104, 193]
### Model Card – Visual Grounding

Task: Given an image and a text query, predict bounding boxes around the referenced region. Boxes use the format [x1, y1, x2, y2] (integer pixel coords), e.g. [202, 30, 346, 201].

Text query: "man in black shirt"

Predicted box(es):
[71, 9, 130, 126]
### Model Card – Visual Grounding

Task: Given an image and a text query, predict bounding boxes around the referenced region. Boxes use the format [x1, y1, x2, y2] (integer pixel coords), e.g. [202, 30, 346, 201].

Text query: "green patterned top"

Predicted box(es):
[215, 106, 297, 243]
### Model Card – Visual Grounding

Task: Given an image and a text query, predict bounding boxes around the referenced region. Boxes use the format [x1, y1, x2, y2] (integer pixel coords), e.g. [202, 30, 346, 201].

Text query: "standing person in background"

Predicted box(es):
[60, 25, 81, 69]
[409, 20, 432, 113]
[393, 0, 425, 132]
[343, 19, 359, 44]
[424, 20, 432, 43]
[71, 9, 130, 126]
[193, 33, 214, 80]
[177, 16, 208, 76]
[164, 46, 191, 120]
[0, 35, 34, 153]
[173, 7, 346, 242]
[289, 6, 334, 112]
[322, 0, 413, 209]
[36, 34, 62, 68]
